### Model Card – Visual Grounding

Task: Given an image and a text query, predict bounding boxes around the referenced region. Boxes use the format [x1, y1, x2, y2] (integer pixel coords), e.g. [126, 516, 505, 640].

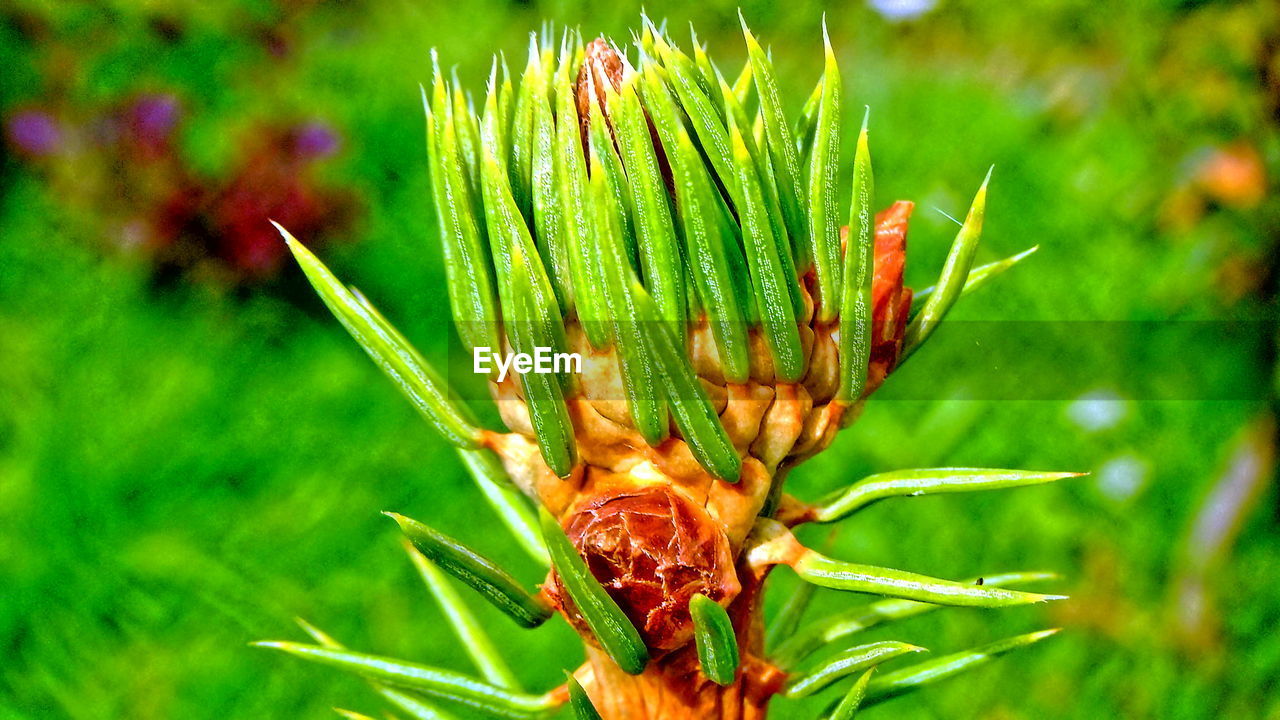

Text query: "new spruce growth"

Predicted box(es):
[258, 15, 1075, 719]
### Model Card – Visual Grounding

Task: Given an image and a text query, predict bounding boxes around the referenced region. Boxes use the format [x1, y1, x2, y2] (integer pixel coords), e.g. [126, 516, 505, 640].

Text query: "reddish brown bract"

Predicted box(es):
[868, 200, 915, 391]
[550, 484, 740, 652]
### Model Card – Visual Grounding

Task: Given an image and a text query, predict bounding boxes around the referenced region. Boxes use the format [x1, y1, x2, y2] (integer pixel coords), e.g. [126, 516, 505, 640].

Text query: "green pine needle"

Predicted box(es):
[863, 629, 1061, 706]
[403, 541, 521, 689]
[742, 11, 809, 271]
[829, 668, 875, 720]
[726, 112, 805, 382]
[448, 71, 485, 227]
[784, 640, 924, 698]
[771, 571, 1059, 668]
[718, 70, 800, 319]
[807, 22, 843, 322]
[387, 513, 553, 628]
[427, 66, 500, 355]
[585, 99, 668, 445]
[566, 675, 603, 719]
[507, 245, 577, 477]
[690, 594, 740, 685]
[793, 550, 1067, 607]
[632, 282, 742, 482]
[612, 73, 686, 335]
[641, 63, 752, 382]
[910, 245, 1039, 316]
[552, 49, 609, 348]
[764, 578, 815, 652]
[730, 59, 754, 108]
[497, 53, 515, 157]
[507, 35, 539, 221]
[527, 41, 572, 314]
[294, 620, 459, 720]
[380, 690, 460, 720]
[540, 508, 650, 675]
[652, 30, 741, 209]
[278, 225, 482, 448]
[455, 448, 549, 567]
[835, 110, 874, 404]
[252, 642, 554, 719]
[815, 467, 1083, 523]
[901, 168, 993, 361]
[588, 75, 639, 257]
[690, 29, 725, 112]
[794, 76, 824, 164]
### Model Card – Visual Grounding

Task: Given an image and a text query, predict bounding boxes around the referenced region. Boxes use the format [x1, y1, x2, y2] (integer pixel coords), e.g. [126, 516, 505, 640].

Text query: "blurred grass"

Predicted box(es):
[1, 0, 1278, 718]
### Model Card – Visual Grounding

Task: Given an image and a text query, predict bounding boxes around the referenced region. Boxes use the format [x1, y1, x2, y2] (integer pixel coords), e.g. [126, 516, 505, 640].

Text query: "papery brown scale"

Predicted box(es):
[575, 555, 784, 720]
[575, 39, 624, 151]
[868, 200, 914, 391]
[549, 484, 741, 652]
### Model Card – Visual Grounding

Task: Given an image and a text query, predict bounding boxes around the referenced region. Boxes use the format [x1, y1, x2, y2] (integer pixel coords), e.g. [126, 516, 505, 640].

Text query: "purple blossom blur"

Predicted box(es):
[4, 87, 355, 282]
[6, 110, 62, 156]
[294, 121, 340, 158]
[129, 93, 181, 143]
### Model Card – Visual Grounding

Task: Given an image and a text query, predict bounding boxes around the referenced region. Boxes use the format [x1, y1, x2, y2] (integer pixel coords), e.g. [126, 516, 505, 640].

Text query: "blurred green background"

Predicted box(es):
[1, 0, 1277, 718]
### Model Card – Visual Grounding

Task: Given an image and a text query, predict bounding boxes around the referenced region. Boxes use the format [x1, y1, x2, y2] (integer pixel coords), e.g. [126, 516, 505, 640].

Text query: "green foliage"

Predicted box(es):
[862, 630, 1061, 707]
[390, 513, 553, 629]
[807, 24, 844, 322]
[632, 284, 742, 482]
[566, 675, 602, 720]
[456, 448, 550, 567]
[829, 668, 874, 719]
[404, 543, 520, 689]
[690, 594, 741, 686]
[281, 225, 483, 448]
[540, 509, 649, 676]
[792, 552, 1066, 607]
[837, 112, 875, 404]
[771, 572, 1060, 670]
[900, 170, 991, 363]
[784, 641, 922, 698]
[254, 642, 555, 718]
[909, 246, 1040, 315]
[814, 468, 1081, 523]
[2, 2, 1277, 719]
